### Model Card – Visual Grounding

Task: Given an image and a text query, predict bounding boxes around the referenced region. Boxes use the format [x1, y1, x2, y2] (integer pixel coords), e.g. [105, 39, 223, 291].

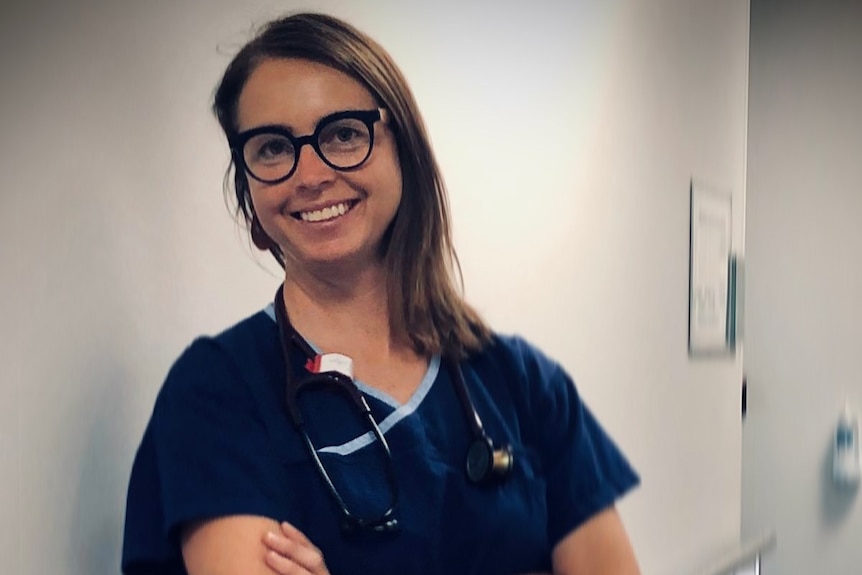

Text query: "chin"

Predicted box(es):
[302, 248, 378, 271]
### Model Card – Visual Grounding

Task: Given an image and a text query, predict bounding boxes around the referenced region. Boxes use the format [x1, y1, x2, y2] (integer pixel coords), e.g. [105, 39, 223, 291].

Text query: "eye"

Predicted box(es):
[246, 134, 294, 164]
[319, 119, 370, 152]
[334, 126, 361, 143]
[257, 137, 292, 160]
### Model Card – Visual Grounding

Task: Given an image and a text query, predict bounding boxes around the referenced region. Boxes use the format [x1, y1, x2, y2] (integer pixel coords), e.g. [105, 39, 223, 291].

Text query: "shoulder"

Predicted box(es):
[153, 308, 278, 416]
[465, 332, 584, 428]
[123, 309, 293, 573]
[483, 333, 562, 371]
[471, 332, 574, 396]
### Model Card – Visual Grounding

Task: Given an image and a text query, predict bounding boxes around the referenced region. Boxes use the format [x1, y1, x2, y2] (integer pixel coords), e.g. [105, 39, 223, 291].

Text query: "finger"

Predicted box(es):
[279, 521, 316, 548]
[264, 531, 327, 574]
[263, 530, 293, 555]
[284, 539, 327, 573]
[264, 549, 307, 575]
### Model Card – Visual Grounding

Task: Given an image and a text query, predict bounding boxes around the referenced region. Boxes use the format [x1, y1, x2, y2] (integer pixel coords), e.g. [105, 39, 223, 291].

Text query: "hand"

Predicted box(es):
[262, 521, 330, 575]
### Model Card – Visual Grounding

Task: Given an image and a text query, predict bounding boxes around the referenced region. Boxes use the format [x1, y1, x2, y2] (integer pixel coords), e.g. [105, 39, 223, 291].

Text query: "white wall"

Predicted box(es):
[0, 1, 749, 574]
[743, 0, 862, 573]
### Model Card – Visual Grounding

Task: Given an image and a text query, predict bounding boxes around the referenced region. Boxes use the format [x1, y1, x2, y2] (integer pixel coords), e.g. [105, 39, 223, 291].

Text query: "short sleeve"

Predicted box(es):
[513, 338, 640, 548]
[122, 338, 287, 573]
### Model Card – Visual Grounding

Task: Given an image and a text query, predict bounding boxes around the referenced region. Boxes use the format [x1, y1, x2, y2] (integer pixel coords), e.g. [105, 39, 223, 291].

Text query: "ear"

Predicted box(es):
[250, 216, 274, 251]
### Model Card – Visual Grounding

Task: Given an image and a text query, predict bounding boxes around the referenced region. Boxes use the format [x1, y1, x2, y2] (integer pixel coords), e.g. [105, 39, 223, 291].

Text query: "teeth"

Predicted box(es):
[300, 202, 352, 223]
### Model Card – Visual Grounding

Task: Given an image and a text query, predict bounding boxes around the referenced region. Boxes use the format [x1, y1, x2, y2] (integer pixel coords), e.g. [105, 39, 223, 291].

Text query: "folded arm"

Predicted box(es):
[182, 515, 329, 575]
[257, 506, 638, 575]
[551, 506, 640, 575]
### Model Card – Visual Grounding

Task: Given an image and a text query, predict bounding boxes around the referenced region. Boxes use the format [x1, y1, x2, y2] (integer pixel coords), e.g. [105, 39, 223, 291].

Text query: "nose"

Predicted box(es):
[291, 141, 335, 192]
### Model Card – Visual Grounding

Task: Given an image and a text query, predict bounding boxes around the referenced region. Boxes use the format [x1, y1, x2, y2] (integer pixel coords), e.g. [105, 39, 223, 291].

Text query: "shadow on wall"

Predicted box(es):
[820, 434, 859, 530]
[66, 345, 134, 573]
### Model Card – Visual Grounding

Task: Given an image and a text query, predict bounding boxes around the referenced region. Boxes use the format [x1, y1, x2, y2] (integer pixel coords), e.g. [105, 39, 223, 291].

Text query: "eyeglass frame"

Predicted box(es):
[230, 108, 385, 185]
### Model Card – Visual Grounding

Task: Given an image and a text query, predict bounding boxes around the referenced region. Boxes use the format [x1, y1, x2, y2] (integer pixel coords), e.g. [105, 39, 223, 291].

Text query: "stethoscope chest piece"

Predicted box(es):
[465, 435, 514, 485]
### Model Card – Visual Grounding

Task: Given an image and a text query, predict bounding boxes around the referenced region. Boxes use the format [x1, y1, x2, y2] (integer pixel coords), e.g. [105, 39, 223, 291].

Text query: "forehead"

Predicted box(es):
[237, 58, 377, 132]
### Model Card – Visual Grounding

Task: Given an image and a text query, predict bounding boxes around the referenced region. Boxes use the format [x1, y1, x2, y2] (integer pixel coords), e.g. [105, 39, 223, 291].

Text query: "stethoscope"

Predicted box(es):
[273, 287, 513, 534]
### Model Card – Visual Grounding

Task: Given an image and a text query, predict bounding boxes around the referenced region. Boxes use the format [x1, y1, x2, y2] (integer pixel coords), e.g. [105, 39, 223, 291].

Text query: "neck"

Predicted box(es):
[280, 260, 398, 355]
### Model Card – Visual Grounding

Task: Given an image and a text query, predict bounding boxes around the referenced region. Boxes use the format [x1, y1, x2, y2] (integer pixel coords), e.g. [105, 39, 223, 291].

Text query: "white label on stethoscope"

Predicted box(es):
[309, 353, 354, 379]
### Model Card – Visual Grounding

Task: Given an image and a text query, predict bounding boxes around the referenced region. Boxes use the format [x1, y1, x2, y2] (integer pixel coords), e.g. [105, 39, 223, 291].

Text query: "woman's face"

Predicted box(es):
[237, 58, 402, 274]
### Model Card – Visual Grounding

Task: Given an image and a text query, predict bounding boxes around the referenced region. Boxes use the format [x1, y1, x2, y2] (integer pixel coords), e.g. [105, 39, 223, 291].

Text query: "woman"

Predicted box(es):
[122, 12, 640, 575]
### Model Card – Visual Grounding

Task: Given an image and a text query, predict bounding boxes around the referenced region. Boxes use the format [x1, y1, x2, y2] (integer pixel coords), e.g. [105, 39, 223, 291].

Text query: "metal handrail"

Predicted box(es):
[693, 531, 776, 575]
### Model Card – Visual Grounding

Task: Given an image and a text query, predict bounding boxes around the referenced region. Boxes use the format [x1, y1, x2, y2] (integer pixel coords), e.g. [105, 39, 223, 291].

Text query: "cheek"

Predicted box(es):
[247, 182, 279, 217]
[373, 138, 403, 205]
[373, 173, 403, 221]
[389, 171, 404, 206]
[381, 155, 404, 208]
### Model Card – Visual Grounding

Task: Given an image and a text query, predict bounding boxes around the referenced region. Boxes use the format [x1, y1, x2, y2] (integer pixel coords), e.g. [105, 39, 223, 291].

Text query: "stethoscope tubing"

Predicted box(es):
[274, 287, 399, 532]
[271, 284, 513, 532]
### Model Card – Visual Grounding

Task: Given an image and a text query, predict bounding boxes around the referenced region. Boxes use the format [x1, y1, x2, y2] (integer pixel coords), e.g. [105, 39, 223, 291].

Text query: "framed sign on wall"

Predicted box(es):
[688, 180, 736, 355]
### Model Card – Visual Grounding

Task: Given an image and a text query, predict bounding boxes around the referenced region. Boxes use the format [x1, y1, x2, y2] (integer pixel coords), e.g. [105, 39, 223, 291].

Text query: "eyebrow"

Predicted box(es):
[237, 117, 297, 135]
[240, 107, 379, 135]
[241, 122, 295, 134]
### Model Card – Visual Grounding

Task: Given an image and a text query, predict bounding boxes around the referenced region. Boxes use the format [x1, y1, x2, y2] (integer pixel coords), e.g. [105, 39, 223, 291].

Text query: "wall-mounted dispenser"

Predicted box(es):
[833, 402, 860, 488]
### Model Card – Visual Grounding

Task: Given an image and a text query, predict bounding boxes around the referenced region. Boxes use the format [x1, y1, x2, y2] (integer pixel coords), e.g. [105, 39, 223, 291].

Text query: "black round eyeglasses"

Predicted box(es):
[232, 108, 384, 185]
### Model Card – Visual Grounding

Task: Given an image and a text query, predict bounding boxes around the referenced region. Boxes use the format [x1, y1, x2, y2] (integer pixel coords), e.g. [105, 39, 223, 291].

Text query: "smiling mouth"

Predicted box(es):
[292, 200, 360, 223]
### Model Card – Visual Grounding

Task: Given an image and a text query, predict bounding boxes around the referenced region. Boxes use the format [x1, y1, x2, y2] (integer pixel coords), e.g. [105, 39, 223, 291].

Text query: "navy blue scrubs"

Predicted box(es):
[122, 307, 639, 575]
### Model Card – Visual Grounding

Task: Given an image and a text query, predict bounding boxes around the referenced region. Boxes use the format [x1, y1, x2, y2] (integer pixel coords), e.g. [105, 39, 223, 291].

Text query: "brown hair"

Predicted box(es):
[212, 12, 490, 358]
